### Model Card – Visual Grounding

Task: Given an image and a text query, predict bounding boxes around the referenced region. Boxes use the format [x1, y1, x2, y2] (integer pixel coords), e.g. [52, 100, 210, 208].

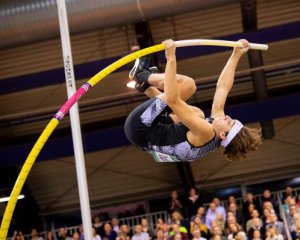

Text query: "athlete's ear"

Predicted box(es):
[219, 131, 227, 140]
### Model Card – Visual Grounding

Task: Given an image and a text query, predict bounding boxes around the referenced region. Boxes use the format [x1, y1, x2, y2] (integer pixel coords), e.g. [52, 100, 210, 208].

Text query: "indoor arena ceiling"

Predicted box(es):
[0, 0, 300, 215]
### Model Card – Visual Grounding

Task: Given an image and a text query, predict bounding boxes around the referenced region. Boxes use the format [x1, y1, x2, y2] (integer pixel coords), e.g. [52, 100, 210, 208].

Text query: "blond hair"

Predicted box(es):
[223, 126, 262, 161]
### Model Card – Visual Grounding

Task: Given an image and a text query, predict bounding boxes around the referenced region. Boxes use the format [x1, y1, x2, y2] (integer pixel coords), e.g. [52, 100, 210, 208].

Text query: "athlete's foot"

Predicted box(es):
[128, 56, 158, 93]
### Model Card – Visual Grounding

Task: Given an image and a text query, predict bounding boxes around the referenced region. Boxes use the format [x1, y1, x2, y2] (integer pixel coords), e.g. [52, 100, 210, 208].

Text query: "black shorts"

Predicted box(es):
[124, 97, 172, 149]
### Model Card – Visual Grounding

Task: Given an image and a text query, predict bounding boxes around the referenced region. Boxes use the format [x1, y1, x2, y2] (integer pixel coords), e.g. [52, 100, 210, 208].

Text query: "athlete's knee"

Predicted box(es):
[178, 75, 196, 94]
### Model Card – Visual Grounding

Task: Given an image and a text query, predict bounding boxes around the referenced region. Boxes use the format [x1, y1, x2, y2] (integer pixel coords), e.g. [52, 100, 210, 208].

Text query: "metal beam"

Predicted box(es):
[240, 0, 275, 139]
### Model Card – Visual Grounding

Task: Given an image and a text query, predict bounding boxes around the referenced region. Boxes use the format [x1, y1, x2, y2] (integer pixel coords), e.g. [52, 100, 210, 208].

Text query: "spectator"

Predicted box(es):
[155, 218, 165, 233]
[73, 232, 80, 240]
[263, 209, 272, 224]
[112, 217, 120, 234]
[187, 188, 202, 218]
[132, 224, 149, 240]
[141, 217, 154, 238]
[169, 190, 183, 215]
[154, 229, 164, 240]
[215, 212, 225, 234]
[243, 192, 261, 221]
[246, 209, 263, 233]
[192, 229, 207, 240]
[161, 223, 171, 240]
[282, 196, 293, 214]
[191, 206, 206, 224]
[262, 190, 278, 214]
[265, 225, 283, 240]
[209, 225, 226, 240]
[171, 211, 188, 230]
[116, 233, 130, 240]
[282, 186, 295, 202]
[297, 195, 300, 209]
[119, 224, 132, 239]
[206, 202, 218, 231]
[287, 204, 298, 232]
[212, 198, 226, 221]
[101, 223, 117, 240]
[46, 231, 55, 240]
[248, 217, 265, 240]
[265, 212, 285, 237]
[169, 223, 188, 240]
[227, 223, 239, 240]
[225, 214, 242, 236]
[252, 230, 262, 240]
[30, 229, 43, 240]
[58, 227, 70, 240]
[291, 219, 300, 240]
[190, 216, 208, 238]
[228, 202, 243, 225]
[93, 227, 102, 240]
[235, 231, 247, 240]
[93, 216, 104, 236]
[12, 231, 25, 240]
[79, 224, 84, 240]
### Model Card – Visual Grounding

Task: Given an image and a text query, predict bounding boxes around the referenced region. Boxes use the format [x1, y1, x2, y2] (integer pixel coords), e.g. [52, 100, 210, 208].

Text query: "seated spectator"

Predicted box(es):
[291, 219, 300, 240]
[73, 232, 80, 240]
[265, 225, 283, 240]
[226, 223, 239, 240]
[154, 229, 164, 240]
[215, 212, 225, 234]
[12, 231, 25, 240]
[287, 204, 298, 232]
[169, 223, 188, 240]
[93, 216, 104, 236]
[235, 231, 248, 240]
[116, 232, 130, 240]
[228, 202, 243, 226]
[101, 223, 117, 240]
[251, 230, 262, 240]
[282, 196, 293, 214]
[112, 217, 120, 234]
[119, 224, 132, 238]
[187, 188, 202, 218]
[171, 211, 188, 230]
[248, 217, 265, 240]
[282, 186, 295, 203]
[209, 225, 227, 240]
[93, 227, 102, 240]
[191, 206, 206, 224]
[131, 225, 150, 240]
[243, 192, 261, 222]
[169, 190, 183, 215]
[30, 229, 43, 240]
[212, 198, 226, 221]
[46, 231, 55, 240]
[262, 190, 278, 214]
[225, 213, 242, 236]
[155, 218, 165, 233]
[192, 229, 207, 240]
[265, 212, 285, 237]
[141, 217, 154, 238]
[190, 216, 208, 238]
[263, 209, 272, 224]
[206, 202, 218, 231]
[246, 209, 263, 233]
[58, 227, 71, 240]
[228, 196, 242, 211]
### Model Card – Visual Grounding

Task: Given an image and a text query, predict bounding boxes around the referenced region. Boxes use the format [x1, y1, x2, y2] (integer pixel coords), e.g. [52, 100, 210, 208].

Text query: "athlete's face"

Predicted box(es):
[212, 115, 235, 139]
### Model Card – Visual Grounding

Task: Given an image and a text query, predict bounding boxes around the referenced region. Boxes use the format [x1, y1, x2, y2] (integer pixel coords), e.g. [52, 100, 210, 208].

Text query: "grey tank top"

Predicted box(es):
[147, 118, 220, 161]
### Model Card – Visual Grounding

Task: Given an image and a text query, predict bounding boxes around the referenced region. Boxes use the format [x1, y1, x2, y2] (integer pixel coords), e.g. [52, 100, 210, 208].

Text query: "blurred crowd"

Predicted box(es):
[12, 186, 300, 240]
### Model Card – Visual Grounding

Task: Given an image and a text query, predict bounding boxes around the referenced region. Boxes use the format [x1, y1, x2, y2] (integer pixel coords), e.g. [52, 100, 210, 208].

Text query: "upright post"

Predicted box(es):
[56, 1, 93, 239]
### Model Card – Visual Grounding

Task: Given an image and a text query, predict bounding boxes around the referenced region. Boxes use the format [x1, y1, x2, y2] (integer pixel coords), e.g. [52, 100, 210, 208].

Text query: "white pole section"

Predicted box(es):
[56, 1, 93, 239]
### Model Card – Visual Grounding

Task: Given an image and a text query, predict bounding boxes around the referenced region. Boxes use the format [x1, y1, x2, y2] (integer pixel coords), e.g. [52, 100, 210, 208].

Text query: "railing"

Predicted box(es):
[8, 186, 300, 240]
[9, 211, 168, 240]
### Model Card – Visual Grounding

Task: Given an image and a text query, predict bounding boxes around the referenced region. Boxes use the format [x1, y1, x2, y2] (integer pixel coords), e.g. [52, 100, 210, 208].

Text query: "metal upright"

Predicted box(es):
[56, 0, 93, 239]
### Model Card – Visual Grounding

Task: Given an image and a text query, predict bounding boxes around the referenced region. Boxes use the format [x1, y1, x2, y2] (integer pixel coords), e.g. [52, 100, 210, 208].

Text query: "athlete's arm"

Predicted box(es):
[161, 40, 213, 142]
[211, 39, 249, 118]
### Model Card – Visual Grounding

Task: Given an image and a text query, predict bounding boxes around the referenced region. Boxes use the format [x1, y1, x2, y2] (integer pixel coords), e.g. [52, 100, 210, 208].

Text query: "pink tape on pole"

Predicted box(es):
[54, 82, 91, 121]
